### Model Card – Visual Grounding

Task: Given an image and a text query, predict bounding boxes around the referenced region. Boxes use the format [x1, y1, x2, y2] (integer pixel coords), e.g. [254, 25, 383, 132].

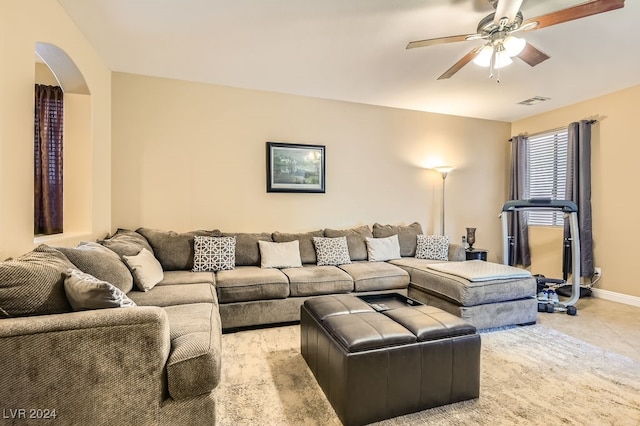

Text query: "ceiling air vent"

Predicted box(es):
[518, 96, 551, 106]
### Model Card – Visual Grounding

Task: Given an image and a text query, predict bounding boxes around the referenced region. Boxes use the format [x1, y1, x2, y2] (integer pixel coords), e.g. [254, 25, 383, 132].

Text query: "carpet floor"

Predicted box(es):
[216, 324, 640, 425]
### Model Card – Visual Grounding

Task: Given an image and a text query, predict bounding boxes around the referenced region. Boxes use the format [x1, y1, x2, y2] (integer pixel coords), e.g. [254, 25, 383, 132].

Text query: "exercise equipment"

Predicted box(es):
[501, 199, 579, 316]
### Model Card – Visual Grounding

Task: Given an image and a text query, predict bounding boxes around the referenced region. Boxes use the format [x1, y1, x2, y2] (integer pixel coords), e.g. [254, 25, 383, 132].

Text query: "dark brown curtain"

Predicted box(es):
[34, 84, 64, 235]
[508, 134, 531, 266]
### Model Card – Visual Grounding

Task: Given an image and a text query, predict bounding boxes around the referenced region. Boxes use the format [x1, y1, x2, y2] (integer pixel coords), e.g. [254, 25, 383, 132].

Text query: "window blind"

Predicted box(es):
[527, 130, 568, 226]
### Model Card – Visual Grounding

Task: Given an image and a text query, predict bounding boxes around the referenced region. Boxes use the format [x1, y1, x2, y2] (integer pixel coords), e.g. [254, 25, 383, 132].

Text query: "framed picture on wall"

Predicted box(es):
[266, 142, 325, 193]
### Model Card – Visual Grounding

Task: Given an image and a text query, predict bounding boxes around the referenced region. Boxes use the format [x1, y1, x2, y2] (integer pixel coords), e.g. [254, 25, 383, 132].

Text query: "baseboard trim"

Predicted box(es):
[591, 288, 640, 308]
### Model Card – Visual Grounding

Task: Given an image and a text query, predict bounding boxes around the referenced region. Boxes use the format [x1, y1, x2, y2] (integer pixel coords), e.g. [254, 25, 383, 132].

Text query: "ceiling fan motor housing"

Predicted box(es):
[477, 11, 523, 35]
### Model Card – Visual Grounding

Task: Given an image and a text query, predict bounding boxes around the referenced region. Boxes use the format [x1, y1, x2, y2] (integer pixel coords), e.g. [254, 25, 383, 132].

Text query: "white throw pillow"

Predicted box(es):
[64, 268, 136, 311]
[416, 235, 449, 261]
[258, 240, 302, 269]
[366, 235, 401, 262]
[192, 236, 236, 272]
[123, 248, 164, 291]
[312, 237, 352, 266]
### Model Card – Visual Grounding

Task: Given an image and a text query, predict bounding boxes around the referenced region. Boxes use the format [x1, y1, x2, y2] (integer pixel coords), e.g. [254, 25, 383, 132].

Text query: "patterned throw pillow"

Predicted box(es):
[192, 236, 236, 272]
[416, 235, 449, 261]
[313, 237, 352, 266]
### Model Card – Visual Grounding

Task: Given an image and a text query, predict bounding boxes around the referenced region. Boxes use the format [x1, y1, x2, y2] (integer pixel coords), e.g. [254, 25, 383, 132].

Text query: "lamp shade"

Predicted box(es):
[433, 166, 454, 174]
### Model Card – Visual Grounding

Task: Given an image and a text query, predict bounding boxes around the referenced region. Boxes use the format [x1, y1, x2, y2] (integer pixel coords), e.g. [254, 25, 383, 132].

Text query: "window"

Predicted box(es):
[526, 129, 568, 226]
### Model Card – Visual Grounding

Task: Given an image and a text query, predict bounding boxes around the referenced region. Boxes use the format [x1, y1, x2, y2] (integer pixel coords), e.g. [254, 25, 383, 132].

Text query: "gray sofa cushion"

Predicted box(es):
[57, 242, 134, 293]
[163, 302, 222, 400]
[157, 270, 215, 287]
[216, 266, 289, 303]
[221, 232, 272, 266]
[281, 265, 354, 297]
[272, 230, 324, 264]
[128, 283, 218, 307]
[0, 245, 74, 318]
[372, 222, 423, 257]
[98, 228, 154, 258]
[339, 261, 410, 292]
[323, 226, 373, 261]
[137, 228, 222, 271]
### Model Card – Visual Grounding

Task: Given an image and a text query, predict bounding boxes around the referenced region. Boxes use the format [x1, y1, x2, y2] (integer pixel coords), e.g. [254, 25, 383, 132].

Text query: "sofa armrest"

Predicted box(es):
[448, 243, 466, 262]
[0, 307, 171, 426]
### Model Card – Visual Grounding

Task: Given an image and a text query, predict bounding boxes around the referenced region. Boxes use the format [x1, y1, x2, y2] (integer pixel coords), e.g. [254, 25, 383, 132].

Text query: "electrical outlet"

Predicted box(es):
[594, 267, 602, 276]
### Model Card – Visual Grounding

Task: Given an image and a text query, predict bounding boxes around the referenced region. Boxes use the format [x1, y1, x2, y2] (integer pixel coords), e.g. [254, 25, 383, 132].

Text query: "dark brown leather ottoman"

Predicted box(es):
[300, 294, 480, 426]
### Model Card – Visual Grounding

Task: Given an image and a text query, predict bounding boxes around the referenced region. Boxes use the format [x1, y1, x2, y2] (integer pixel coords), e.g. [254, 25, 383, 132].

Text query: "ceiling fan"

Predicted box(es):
[407, 0, 625, 80]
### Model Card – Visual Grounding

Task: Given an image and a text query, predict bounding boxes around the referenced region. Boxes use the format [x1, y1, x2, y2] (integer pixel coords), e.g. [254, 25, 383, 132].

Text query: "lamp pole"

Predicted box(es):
[433, 166, 454, 236]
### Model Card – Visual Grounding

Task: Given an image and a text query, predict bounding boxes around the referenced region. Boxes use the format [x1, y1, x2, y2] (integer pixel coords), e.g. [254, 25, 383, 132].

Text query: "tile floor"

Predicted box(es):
[536, 296, 640, 363]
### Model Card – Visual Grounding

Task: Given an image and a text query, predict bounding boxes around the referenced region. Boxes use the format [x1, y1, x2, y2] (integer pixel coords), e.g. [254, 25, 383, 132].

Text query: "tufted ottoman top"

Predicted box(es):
[303, 294, 476, 353]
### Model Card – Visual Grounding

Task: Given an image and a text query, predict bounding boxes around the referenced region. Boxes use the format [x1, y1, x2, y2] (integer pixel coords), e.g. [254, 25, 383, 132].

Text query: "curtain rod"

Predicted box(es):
[512, 119, 598, 140]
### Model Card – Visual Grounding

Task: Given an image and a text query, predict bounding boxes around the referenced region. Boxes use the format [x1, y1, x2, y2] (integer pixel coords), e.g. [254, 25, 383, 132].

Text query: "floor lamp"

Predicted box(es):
[433, 166, 454, 236]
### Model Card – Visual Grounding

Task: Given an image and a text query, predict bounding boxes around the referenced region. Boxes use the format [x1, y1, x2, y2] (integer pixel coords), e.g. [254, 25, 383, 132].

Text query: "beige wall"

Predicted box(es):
[512, 85, 640, 298]
[0, 1, 111, 259]
[112, 73, 511, 261]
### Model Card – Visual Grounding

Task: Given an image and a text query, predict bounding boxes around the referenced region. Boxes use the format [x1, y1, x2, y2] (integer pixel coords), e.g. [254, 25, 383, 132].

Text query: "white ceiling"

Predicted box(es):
[57, 0, 639, 122]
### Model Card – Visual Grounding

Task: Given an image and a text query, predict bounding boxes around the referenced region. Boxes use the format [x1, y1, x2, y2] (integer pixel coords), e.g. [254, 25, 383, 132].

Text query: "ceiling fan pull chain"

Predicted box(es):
[489, 49, 496, 79]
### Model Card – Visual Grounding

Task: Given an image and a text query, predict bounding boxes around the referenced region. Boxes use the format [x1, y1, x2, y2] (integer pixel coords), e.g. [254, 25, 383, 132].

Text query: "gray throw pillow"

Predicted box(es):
[64, 269, 136, 311]
[136, 228, 222, 271]
[98, 229, 153, 258]
[0, 245, 74, 318]
[258, 240, 302, 269]
[272, 230, 324, 264]
[312, 237, 352, 266]
[57, 242, 134, 293]
[221, 232, 272, 266]
[324, 226, 373, 261]
[193, 236, 236, 272]
[122, 248, 164, 292]
[366, 235, 401, 262]
[373, 222, 424, 257]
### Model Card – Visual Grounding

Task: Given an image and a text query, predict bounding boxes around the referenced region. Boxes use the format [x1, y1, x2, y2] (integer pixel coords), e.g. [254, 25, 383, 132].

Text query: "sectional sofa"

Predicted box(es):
[0, 222, 534, 425]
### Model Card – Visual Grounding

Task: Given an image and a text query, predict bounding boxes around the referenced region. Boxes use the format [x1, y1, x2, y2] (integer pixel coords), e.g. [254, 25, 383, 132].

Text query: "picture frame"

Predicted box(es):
[266, 142, 326, 193]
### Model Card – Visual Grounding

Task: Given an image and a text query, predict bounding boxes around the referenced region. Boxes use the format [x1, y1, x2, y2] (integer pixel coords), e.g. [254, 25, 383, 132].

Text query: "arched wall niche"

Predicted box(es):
[34, 42, 93, 242]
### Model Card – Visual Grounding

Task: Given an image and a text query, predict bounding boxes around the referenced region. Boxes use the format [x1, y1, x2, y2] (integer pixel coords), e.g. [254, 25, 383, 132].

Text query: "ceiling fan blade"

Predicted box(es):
[517, 43, 550, 67]
[437, 46, 483, 80]
[407, 34, 478, 49]
[523, 0, 624, 30]
[494, 0, 524, 24]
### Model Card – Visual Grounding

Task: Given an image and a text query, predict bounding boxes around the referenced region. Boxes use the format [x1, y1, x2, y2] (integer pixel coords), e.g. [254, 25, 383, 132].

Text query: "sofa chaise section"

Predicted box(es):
[0, 306, 218, 426]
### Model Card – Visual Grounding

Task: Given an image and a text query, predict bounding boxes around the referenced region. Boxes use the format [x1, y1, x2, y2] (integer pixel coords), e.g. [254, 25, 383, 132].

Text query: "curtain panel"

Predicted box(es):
[508, 134, 531, 267]
[564, 120, 594, 278]
[34, 84, 64, 235]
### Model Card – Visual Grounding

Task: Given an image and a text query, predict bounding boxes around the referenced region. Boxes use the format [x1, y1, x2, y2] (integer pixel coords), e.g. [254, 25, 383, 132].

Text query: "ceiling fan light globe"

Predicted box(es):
[494, 51, 513, 69]
[503, 35, 526, 57]
[472, 45, 494, 67]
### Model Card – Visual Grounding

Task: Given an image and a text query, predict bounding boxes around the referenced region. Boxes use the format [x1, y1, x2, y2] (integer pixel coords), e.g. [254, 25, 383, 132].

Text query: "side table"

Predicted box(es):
[465, 249, 488, 261]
